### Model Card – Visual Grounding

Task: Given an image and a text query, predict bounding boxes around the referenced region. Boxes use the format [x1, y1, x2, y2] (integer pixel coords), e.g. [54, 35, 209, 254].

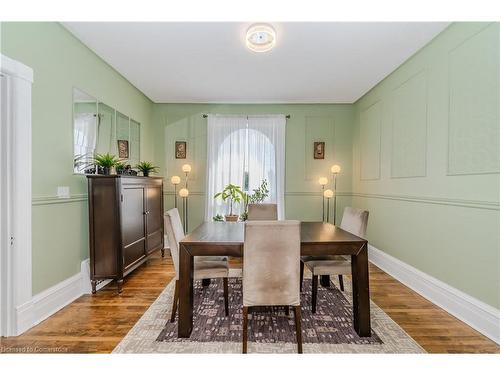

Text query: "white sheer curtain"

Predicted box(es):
[247, 115, 286, 219]
[73, 113, 97, 172]
[205, 115, 248, 220]
[205, 114, 286, 221]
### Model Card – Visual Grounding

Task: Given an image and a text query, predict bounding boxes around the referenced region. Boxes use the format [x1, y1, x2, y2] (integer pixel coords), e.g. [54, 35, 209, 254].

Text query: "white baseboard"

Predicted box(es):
[368, 244, 500, 345]
[14, 258, 105, 336]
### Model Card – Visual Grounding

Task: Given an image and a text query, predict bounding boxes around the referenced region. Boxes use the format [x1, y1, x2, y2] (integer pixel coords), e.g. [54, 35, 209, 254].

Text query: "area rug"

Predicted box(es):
[113, 270, 425, 353]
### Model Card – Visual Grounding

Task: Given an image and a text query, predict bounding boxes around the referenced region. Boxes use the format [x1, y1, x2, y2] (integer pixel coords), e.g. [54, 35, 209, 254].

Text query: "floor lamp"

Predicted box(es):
[180, 164, 191, 233]
[170, 175, 181, 208]
[179, 187, 189, 233]
[324, 189, 334, 223]
[330, 164, 341, 225]
[318, 177, 328, 222]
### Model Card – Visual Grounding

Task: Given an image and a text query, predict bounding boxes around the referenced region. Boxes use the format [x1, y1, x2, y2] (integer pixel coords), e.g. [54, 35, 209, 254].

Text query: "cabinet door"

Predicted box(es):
[121, 186, 147, 268]
[145, 184, 163, 254]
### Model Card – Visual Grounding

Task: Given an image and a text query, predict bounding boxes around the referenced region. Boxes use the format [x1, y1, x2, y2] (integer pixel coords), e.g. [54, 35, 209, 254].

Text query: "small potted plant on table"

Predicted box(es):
[214, 184, 246, 222]
[136, 161, 158, 177]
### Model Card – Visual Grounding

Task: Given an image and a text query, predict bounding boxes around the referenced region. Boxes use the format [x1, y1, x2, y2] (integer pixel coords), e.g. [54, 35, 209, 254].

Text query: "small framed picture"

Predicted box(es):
[314, 141, 325, 159]
[175, 141, 187, 159]
[117, 140, 129, 159]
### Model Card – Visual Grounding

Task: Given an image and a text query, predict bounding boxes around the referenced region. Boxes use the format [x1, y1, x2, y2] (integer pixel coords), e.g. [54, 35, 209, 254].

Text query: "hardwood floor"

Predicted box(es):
[0, 252, 498, 353]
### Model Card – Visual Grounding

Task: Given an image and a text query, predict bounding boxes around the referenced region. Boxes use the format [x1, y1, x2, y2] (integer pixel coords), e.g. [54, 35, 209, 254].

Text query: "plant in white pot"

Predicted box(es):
[214, 184, 246, 222]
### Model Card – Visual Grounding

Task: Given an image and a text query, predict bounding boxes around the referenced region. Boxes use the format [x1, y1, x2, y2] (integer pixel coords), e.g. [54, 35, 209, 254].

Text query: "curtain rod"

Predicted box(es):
[202, 114, 290, 119]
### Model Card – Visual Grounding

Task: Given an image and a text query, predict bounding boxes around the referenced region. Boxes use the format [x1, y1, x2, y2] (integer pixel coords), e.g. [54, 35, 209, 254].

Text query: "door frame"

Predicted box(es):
[0, 54, 33, 336]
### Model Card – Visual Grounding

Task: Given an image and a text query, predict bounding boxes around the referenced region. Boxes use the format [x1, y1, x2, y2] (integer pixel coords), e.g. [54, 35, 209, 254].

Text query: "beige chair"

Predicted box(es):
[247, 203, 278, 220]
[164, 208, 230, 322]
[301, 207, 369, 313]
[242, 220, 302, 353]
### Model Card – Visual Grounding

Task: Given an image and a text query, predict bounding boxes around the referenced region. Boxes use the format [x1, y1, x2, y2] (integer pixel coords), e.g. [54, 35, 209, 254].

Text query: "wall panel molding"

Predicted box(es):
[304, 115, 335, 181]
[351, 192, 499, 211]
[390, 69, 428, 178]
[359, 101, 382, 181]
[32, 194, 87, 206]
[447, 23, 500, 176]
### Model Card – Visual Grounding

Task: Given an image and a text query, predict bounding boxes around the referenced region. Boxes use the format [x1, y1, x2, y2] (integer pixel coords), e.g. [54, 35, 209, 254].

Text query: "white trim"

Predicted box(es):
[0, 54, 34, 83]
[15, 259, 111, 334]
[0, 54, 33, 337]
[368, 244, 500, 345]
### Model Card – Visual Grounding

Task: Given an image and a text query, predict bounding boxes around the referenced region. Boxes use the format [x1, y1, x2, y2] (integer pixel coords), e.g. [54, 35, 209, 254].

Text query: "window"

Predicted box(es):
[205, 115, 286, 220]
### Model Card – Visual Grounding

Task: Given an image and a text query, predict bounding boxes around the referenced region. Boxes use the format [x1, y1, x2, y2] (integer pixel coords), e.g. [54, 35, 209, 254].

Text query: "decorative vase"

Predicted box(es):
[225, 214, 239, 222]
[143, 171, 149, 177]
[102, 166, 110, 175]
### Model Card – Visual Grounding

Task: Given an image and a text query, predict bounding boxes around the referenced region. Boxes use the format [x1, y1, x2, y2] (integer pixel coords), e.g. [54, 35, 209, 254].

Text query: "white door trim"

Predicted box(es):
[0, 54, 33, 336]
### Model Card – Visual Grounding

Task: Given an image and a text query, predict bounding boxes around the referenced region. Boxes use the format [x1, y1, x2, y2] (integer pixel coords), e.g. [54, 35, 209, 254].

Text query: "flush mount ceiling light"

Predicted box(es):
[246, 24, 276, 53]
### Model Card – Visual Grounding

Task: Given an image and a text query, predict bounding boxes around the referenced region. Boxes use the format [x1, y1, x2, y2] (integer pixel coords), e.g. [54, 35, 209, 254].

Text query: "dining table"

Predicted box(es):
[177, 221, 371, 338]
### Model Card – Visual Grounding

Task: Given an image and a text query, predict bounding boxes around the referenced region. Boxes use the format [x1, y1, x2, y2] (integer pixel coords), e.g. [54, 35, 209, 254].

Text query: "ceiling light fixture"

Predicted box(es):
[246, 24, 276, 53]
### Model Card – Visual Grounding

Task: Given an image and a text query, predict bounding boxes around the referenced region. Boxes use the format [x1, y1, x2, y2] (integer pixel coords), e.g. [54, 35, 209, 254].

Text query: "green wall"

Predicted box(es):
[1, 22, 155, 294]
[152, 104, 354, 230]
[352, 22, 500, 308]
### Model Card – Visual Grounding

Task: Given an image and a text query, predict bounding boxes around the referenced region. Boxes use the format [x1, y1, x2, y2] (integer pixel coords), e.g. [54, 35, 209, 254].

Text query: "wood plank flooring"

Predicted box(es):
[1, 252, 498, 353]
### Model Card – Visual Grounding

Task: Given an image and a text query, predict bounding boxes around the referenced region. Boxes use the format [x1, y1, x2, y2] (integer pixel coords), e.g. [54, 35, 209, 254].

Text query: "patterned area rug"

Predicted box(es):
[113, 270, 425, 353]
[157, 278, 382, 345]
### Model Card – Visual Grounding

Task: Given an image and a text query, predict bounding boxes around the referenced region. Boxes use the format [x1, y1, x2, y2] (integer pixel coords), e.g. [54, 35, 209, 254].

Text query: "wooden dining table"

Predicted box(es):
[177, 221, 371, 338]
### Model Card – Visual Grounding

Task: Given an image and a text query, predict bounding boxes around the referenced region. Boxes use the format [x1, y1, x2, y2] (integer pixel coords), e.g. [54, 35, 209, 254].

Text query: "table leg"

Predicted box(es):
[351, 242, 371, 337]
[320, 275, 331, 287]
[178, 243, 194, 338]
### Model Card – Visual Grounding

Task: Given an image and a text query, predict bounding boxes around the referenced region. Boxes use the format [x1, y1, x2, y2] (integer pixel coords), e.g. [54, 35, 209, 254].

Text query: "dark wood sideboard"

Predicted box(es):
[87, 175, 164, 293]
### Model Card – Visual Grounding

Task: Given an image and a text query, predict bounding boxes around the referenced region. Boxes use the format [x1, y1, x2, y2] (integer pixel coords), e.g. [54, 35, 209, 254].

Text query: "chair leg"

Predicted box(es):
[294, 306, 303, 354]
[338, 275, 344, 291]
[170, 280, 179, 322]
[300, 261, 304, 292]
[223, 277, 229, 316]
[312, 275, 318, 313]
[242, 306, 249, 354]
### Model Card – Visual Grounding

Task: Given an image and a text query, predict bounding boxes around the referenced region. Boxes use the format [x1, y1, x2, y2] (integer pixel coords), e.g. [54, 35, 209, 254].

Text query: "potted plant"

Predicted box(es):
[94, 153, 119, 175]
[240, 179, 269, 221]
[115, 160, 127, 175]
[136, 161, 158, 177]
[214, 184, 246, 222]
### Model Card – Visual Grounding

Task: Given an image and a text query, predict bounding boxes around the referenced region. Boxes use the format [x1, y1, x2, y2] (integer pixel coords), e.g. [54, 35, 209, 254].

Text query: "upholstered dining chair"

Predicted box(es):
[164, 208, 230, 322]
[242, 220, 302, 353]
[300, 207, 369, 313]
[247, 203, 278, 220]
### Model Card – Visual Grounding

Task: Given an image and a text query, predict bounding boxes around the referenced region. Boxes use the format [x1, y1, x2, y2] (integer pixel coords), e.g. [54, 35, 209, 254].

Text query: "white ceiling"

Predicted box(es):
[63, 22, 449, 103]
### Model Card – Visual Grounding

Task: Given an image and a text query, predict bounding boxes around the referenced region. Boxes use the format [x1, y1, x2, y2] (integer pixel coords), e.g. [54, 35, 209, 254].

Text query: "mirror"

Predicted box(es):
[73, 88, 98, 173]
[73, 88, 141, 174]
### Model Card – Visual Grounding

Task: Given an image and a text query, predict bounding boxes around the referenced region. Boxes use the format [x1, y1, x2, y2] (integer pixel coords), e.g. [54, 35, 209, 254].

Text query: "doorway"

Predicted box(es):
[0, 54, 33, 336]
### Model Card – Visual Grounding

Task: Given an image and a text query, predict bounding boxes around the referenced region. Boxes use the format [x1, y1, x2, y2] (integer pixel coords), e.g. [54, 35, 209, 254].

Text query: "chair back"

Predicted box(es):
[340, 207, 369, 238]
[243, 220, 301, 307]
[164, 208, 185, 280]
[247, 203, 278, 220]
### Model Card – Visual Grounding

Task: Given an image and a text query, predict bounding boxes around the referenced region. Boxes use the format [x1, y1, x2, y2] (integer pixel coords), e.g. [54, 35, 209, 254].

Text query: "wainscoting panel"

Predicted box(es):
[448, 23, 500, 175]
[391, 70, 428, 178]
[359, 102, 382, 180]
[164, 114, 206, 185]
[304, 116, 335, 181]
